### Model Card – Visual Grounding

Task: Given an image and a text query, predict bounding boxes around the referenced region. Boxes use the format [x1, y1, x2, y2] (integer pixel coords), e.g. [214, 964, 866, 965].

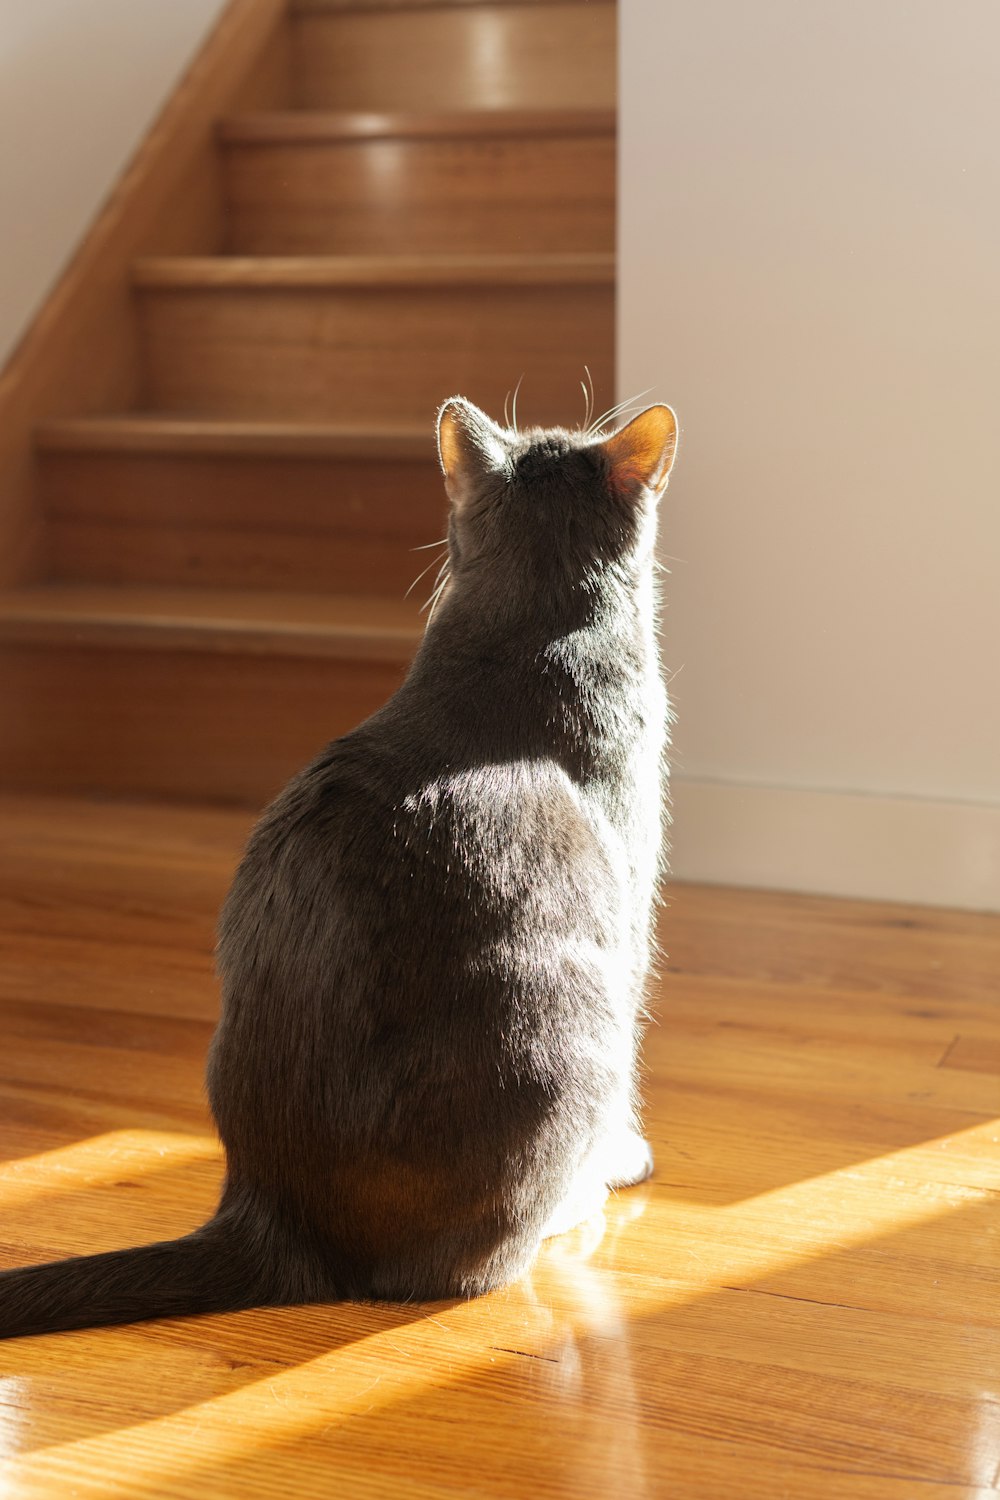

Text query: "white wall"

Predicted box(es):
[0, 0, 228, 366]
[620, 0, 1000, 909]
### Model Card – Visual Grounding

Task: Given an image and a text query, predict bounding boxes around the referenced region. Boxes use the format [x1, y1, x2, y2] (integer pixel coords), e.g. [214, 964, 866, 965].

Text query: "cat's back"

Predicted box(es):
[219, 715, 625, 984]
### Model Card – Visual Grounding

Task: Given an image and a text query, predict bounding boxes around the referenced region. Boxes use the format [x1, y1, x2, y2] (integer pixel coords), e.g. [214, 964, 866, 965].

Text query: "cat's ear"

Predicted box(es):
[598, 405, 678, 503]
[437, 397, 509, 507]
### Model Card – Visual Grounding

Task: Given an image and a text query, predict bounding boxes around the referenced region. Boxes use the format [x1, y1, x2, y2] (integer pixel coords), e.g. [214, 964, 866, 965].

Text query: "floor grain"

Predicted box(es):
[0, 793, 997, 1498]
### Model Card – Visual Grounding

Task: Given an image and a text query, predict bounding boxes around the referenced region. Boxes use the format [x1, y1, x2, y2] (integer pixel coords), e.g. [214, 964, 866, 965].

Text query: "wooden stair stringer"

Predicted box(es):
[0, 0, 292, 587]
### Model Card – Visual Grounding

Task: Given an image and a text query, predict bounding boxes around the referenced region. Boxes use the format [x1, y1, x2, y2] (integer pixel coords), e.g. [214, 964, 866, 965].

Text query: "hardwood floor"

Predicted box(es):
[0, 793, 997, 1497]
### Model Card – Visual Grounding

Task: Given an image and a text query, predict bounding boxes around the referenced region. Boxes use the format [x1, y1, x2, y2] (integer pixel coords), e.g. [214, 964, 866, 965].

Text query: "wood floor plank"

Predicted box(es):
[0, 794, 997, 1497]
[664, 882, 1000, 1008]
[940, 1035, 1000, 1076]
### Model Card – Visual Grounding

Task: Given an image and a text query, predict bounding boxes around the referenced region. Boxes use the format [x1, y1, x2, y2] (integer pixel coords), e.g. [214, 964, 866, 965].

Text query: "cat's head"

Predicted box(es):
[436, 398, 677, 601]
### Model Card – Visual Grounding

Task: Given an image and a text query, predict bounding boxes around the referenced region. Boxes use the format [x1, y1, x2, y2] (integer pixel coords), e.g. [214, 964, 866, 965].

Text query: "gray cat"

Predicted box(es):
[0, 396, 677, 1337]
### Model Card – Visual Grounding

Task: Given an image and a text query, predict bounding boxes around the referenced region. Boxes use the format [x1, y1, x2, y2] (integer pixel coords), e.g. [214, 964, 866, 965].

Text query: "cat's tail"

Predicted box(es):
[0, 1204, 298, 1340]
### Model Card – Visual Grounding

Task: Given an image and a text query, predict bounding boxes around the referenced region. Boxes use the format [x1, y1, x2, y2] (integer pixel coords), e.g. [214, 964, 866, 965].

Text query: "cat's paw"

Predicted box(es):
[541, 1176, 609, 1239]
[606, 1131, 654, 1189]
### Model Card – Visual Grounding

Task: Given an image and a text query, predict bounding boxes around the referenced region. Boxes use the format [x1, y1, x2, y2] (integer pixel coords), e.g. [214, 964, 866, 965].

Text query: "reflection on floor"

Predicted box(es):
[0, 793, 997, 1498]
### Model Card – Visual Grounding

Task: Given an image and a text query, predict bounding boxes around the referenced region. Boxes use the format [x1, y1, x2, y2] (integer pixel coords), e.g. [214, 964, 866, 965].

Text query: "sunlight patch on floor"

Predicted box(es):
[0, 1378, 28, 1469]
[0, 1131, 221, 1209]
[0, 1115, 992, 1490]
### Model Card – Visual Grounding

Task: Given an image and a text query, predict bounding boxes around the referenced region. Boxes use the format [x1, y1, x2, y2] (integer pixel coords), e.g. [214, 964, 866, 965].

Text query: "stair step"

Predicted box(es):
[219, 107, 616, 144]
[292, 1, 579, 11]
[0, 587, 422, 803]
[0, 586, 423, 658]
[289, 0, 615, 112]
[133, 252, 614, 288]
[219, 108, 614, 255]
[37, 416, 432, 458]
[37, 418, 445, 592]
[133, 255, 613, 425]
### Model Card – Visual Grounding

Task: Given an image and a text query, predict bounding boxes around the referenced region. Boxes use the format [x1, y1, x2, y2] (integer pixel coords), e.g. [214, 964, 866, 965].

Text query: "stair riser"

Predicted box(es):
[222, 131, 614, 255]
[137, 283, 613, 425]
[0, 643, 410, 804]
[41, 451, 447, 593]
[291, 4, 615, 111]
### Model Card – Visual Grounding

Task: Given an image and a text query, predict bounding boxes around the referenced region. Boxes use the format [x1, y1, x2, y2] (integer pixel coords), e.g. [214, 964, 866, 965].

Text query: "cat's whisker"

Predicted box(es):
[511, 374, 525, 436]
[427, 593, 447, 625]
[427, 554, 449, 592]
[587, 387, 654, 436]
[586, 398, 626, 434]
[404, 548, 449, 600]
[409, 537, 448, 552]
[587, 399, 643, 437]
[581, 365, 595, 430]
[599, 388, 653, 425]
[503, 387, 512, 428]
[420, 556, 450, 614]
[423, 563, 451, 623]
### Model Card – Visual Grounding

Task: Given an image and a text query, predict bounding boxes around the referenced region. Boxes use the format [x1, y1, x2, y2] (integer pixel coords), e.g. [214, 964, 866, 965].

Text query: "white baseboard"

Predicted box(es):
[668, 778, 1000, 912]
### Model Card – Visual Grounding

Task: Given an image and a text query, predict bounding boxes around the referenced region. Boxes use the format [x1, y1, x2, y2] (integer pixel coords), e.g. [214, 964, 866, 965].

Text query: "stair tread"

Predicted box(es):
[133, 252, 615, 289]
[219, 106, 615, 145]
[0, 586, 425, 659]
[291, 0, 596, 11]
[37, 416, 435, 459]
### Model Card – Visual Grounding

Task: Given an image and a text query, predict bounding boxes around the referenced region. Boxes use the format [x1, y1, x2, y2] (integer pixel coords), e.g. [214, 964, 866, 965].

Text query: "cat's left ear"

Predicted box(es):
[598, 404, 678, 503]
[437, 397, 509, 508]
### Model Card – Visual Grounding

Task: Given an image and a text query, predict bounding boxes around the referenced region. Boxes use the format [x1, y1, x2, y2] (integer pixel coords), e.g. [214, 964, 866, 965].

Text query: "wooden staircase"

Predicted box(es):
[0, 0, 616, 805]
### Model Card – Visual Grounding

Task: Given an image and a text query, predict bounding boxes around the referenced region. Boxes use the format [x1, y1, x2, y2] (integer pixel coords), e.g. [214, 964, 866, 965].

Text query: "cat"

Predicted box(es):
[0, 395, 677, 1337]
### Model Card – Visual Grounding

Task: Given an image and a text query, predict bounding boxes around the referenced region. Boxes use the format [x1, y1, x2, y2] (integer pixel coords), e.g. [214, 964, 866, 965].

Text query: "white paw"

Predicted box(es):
[606, 1130, 654, 1189]
[541, 1177, 609, 1239]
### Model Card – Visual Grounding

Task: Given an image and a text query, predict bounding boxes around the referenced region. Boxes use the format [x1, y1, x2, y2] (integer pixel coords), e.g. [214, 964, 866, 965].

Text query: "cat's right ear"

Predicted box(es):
[437, 398, 509, 508]
[598, 404, 678, 504]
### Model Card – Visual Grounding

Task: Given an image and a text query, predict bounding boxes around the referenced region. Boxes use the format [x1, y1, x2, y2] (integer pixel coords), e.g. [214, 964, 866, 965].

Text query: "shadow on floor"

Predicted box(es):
[6, 1149, 998, 1494]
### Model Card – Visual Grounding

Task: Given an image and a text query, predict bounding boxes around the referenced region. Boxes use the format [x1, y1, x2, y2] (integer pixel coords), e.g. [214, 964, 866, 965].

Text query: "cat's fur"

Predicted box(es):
[0, 397, 677, 1338]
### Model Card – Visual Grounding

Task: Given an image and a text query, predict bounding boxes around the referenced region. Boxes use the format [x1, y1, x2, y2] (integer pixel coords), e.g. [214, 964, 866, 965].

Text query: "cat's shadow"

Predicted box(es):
[5, 1295, 456, 1456]
[0, 1136, 453, 1455]
[7, 1201, 651, 1459]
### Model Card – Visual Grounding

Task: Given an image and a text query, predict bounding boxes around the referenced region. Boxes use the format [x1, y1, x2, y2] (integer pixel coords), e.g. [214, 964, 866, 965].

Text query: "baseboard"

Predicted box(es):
[668, 778, 1000, 913]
